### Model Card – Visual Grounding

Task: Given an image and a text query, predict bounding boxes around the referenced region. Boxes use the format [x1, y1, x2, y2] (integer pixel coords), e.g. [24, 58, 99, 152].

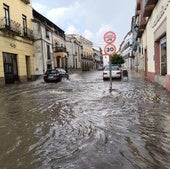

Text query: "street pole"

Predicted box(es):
[109, 56, 112, 93]
[103, 31, 117, 93]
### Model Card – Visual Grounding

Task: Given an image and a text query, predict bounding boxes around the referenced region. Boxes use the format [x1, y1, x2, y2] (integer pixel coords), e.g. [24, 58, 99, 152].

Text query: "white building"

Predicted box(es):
[93, 47, 103, 69]
[119, 31, 134, 69]
[32, 9, 67, 76]
[65, 35, 82, 69]
[32, 9, 53, 76]
[133, 0, 170, 91]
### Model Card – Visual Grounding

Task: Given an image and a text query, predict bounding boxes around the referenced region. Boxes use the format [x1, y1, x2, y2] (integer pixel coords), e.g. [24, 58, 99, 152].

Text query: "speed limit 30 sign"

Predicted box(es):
[104, 43, 116, 56]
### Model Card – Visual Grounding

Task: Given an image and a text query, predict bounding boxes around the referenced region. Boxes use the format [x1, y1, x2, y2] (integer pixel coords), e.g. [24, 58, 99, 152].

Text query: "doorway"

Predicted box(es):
[144, 48, 148, 76]
[3, 52, 18, 84]
[160, 37, 167, 76]
[26, 56, 31, 79]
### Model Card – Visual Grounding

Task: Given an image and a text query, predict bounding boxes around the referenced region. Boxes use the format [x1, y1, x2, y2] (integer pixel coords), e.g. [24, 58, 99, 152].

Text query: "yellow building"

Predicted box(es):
[0, 0, 34, 86]
[75, 35, 93, 71]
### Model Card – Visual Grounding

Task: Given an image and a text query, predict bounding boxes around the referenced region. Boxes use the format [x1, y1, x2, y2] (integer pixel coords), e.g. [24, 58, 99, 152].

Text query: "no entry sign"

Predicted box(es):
[103, 31, 116, 44]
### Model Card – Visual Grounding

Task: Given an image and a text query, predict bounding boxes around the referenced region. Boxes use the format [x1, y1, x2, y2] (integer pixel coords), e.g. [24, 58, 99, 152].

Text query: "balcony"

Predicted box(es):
[53, 46, 67, 57]
[81, 55, 93, 61]
[136, 19, 146, 39]
[21, 0, 30, 4]
[145, 0, 158, 6]
[0, 17, 21, 36]
[135, 10, 140, 16]
[22, 27, 34, 40]
[136, 28, 144, 39]
[136, 0, 141, 10]
[138, 15, 147, 30]
[54, 46, 67, 53]
[135, 0, 141, 16]
[143, 0, 158, 17]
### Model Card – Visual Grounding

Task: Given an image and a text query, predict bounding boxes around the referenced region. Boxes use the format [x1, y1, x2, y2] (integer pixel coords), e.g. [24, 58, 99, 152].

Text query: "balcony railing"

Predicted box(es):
[138, 14, 147, 29]
[135, 13, 147, 39]
[54, 46, 67, 53]
[22, 27, 34, 40]
[136, 0, 141, 10]
[143, 0, 158, 17]
[136, 28, 144, 39]
[81, 55, 93, 61]
[0, 17, 21, 35]
[145, 0, 158, 6]
[21, 0, 30, 4]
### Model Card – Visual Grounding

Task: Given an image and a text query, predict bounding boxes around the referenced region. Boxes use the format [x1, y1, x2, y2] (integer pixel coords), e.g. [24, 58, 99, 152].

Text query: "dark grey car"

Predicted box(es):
[44, 69, 62, 82]
[55, 68, 69, 80]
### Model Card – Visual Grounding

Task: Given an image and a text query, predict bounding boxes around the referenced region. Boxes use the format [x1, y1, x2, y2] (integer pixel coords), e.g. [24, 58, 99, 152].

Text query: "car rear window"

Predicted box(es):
[104, 66, 119, 71]
[47, 70, 56, 74]
[56, 68, 66, 73]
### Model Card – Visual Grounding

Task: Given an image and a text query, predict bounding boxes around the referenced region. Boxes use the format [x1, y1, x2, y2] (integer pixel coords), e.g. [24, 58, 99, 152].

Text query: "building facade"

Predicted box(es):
[66, 34, 83, 70]
[0, 0, 34, 86]
[134, 0, 170, 91]
[53, 28, 68, 71]
[119, 31, 134, 69]
[75, 35, 93, 71]
[32, 9, 68, 76]
[93, 47, 103, 70]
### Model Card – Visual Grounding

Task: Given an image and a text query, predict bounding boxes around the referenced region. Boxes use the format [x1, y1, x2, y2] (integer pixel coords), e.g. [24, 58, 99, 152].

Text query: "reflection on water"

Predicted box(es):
[0, 71, 170, 169]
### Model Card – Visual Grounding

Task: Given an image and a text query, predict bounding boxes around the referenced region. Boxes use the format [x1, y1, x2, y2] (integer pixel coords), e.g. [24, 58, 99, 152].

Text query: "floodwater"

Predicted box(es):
[0, 70, 170, 169]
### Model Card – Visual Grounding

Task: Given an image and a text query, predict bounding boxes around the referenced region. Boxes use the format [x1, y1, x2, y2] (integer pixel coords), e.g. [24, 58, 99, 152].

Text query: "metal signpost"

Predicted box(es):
[103, 31, 117, 93]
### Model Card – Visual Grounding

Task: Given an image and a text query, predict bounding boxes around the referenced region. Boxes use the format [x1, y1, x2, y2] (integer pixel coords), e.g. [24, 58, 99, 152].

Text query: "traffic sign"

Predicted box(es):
[103, 31, 116, 44]
[104, 43, 116, 56]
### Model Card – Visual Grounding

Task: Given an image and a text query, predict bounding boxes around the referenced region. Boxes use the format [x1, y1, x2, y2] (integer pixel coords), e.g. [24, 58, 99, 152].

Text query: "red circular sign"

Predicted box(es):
[103, 31, 116, 44]
[104, 44, 116, 56]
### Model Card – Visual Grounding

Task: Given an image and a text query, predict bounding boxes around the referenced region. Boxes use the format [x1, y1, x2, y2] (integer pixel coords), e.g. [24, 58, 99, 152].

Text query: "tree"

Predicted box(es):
[111, 53, 124, 65]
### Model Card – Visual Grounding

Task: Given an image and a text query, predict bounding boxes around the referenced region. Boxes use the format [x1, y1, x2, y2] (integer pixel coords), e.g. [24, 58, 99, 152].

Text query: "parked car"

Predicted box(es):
[44, 69, 62, 82]
[97, 66, 104, 71]
[103, 65, 121, 80]
[55, 68, 69, 80]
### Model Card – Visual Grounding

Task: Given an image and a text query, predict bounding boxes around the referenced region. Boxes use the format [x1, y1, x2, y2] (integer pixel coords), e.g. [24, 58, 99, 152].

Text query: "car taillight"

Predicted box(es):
[116, 72, 121, 74]
[55, 73, 60, 77]
[103, 72, 108, 75]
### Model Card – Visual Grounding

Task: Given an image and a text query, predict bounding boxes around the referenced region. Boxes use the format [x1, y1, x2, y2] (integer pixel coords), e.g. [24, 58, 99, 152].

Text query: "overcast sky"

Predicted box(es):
[32, 0, 136, 50]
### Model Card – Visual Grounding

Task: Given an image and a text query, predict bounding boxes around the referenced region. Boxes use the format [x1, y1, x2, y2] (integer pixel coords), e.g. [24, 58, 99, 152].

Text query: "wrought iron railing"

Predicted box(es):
[21, 0, 30, 4]
[54, 46, 67, 53]
[22, 27, 34, 40]
[81, 55, 93, 61]
[0, 17, 21, 35]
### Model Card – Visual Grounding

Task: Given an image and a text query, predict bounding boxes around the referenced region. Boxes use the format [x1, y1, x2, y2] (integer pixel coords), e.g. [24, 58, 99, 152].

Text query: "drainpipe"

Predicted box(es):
[40, 25, 45, 74]
[71, 39, 75, 69]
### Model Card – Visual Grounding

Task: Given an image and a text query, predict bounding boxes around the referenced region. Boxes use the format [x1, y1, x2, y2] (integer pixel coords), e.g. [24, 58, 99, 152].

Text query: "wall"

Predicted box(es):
[144, 0, 170, 90]
[0, 0, 34, 84]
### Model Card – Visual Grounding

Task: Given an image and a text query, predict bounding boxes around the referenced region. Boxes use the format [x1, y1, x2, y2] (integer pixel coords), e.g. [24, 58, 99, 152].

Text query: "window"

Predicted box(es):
[22, 14, 27, 36]
[3, 4, 10, 27]
[46, 29, 50, 39]
[47, 45, 51, 60]
[47, 64, 52, 69]
[160, 37, 167, 76]
[55, 42, 59, 47]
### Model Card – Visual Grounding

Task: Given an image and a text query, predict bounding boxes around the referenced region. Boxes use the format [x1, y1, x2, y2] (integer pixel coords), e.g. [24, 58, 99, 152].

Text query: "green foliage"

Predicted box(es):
[111, 54, 124, 65]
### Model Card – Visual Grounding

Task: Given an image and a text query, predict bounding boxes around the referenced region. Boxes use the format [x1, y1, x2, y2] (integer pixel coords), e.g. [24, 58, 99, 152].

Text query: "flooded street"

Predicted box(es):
[0, 70, 170, 169]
